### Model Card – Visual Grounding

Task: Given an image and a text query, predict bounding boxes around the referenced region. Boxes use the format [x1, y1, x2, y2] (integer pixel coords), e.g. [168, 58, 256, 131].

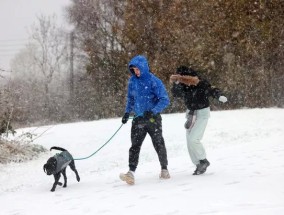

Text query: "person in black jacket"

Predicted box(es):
[170, 66, 227, 175]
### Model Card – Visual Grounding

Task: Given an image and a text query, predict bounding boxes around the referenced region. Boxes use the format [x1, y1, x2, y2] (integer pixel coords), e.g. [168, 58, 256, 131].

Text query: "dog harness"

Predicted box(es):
[54, 151, 73, 173]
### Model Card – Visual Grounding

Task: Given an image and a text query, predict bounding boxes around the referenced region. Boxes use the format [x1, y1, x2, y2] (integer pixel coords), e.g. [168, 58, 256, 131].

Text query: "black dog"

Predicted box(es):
[43, 146, 80, 192]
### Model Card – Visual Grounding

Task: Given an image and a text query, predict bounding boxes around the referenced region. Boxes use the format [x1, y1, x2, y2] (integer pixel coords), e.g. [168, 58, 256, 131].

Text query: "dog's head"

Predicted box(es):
[43, 157, 57, 175]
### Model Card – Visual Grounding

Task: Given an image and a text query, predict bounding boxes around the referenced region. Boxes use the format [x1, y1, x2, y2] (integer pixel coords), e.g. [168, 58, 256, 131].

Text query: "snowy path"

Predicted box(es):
[1, 108, 284, 215]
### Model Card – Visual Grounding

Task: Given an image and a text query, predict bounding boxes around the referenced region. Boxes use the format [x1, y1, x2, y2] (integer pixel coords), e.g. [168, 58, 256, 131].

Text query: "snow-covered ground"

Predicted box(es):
[1, 108, 284, 215]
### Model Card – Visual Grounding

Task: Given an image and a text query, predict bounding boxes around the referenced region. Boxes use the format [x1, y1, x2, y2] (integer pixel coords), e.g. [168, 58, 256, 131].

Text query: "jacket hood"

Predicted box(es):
[128, 55, 150, 78]
[176, 65, 198, 76]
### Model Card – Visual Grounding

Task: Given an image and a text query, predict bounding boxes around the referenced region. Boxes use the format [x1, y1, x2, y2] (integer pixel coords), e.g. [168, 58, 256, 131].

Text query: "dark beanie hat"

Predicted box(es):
[176, 65, 198, 76]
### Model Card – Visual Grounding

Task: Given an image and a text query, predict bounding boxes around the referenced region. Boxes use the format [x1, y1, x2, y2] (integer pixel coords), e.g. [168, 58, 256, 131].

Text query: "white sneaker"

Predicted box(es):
[159, 169, 170, 179]
[119, 171, 135, 185]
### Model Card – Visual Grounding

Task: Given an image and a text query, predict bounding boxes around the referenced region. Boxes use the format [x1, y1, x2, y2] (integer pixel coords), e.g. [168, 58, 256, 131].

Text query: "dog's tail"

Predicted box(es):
[50, 146, 67, 152]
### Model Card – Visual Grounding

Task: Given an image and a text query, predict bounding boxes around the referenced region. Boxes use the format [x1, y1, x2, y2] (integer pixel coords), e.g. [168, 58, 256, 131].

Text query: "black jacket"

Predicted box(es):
[171, 73, 222, 111]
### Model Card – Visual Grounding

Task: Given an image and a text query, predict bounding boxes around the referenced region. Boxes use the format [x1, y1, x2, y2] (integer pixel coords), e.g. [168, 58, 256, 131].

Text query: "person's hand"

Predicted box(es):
[185, 110, 194, 129]
[184, 116, 193, 129]
[219, 96, 228, 103]
[122, 113, 129, 124]
[144, 111, 155, 120]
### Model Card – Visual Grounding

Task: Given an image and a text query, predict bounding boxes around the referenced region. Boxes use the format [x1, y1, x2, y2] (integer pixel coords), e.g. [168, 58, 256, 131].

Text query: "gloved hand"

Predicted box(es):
[143, 111, 155, 120]
[219, 96, 228, 103]
[185, 110, 195, 129]
[122, 113, 129, 124]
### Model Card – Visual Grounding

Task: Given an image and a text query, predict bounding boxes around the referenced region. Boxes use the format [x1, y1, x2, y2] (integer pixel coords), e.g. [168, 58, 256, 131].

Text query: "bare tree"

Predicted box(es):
[9, 45, 46, 124]
[5, 14, 71, 125]
[30, 15, 68, 116]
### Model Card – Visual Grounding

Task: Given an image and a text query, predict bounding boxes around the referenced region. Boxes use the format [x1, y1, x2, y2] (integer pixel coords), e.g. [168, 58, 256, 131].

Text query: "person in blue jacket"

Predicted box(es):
[119, 55, 170, 185]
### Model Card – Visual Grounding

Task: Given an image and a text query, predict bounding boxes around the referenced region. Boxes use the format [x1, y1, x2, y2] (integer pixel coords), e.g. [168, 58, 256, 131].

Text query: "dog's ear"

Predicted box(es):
[43, 164, 47, 173]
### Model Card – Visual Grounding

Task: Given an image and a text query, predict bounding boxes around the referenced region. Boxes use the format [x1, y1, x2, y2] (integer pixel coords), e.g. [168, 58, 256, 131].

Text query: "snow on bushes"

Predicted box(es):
[0, 139, 47, 164]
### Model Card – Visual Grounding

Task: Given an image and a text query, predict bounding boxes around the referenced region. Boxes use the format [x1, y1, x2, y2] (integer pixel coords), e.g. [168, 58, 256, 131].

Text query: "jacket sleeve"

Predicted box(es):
[197, 78, 222, 99]
[171, 83, 185, 98]
[151, 78, 170, 114]
[125, 80, 134, 113]
[209, 86, 222, 99]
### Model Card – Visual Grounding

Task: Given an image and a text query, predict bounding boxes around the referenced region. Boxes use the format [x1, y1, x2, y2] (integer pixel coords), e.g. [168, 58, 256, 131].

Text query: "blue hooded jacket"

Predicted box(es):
[125, 55, 170, 116]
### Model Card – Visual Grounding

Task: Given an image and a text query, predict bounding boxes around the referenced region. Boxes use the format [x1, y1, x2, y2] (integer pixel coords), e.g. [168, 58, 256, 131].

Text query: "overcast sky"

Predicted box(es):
[0, 0, 71, 70]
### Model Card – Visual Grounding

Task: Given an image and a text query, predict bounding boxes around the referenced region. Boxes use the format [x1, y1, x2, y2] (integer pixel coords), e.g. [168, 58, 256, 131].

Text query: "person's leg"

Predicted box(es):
[129, 118, 147, 172]
[147, 114, 168, 170]
[186, 107, 210, 165]
[120, 118, 147, 185]
[186, 129, 200, 165]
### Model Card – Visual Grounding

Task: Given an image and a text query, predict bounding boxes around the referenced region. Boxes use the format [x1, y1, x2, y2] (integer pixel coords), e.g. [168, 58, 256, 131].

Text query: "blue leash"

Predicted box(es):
[73, 123, 124, 160]
[73, 116, 137, 161]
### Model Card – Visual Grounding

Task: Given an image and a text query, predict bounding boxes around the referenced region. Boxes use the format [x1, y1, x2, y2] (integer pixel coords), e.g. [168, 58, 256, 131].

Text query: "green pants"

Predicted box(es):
[186, 107, 210, 165]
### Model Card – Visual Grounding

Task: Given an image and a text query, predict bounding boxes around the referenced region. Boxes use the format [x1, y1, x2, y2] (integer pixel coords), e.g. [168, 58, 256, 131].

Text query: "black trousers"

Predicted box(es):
[128, 114, 168, 172]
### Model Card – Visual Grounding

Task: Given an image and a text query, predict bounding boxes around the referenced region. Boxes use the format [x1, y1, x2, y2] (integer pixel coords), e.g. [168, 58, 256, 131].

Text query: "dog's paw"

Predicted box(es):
[77, 176, 80, 182]
[57, 182, 63, 186]
[50, 189, 55, 192]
